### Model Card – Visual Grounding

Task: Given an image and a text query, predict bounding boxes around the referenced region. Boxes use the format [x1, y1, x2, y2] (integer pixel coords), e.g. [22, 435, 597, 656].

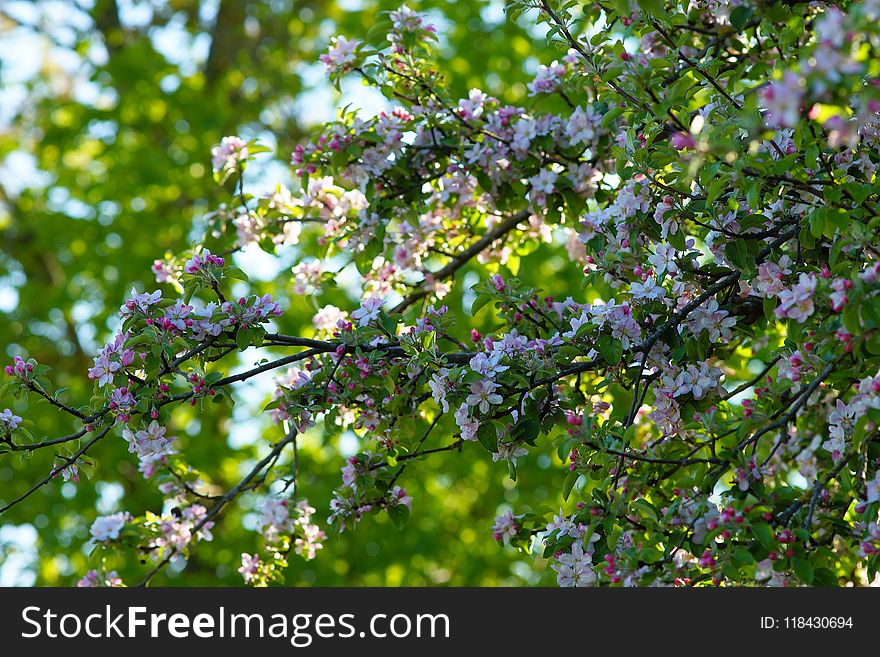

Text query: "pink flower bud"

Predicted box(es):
[669, 131, 696, 150]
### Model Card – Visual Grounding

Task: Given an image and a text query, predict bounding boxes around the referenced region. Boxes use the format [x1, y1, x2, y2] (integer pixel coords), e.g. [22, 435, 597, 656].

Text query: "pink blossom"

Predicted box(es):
[775, 273, 817, 322]
[761, 71, 803, 128]
[527, 61, 567, 96]
[151, 259, 175, 284]
[466, 379, 503, 414]
[492, 510, 523, 545]
[123, 420, 174, 458]
[88, 353, 121, 387]
[4, 355, 34, 381]
[90, 512, 132, 542]
[320, 35, 360, 74]
[829, 278, 851, 312]
[351, 295, 385, 326]
[184, 248, 224, 274]
[454, 403, 480, 441]
[389, 485, 412, 509]
[211, 136, 248, 174]
[238, 553, 261, 584]
[0, 408, 22, 431]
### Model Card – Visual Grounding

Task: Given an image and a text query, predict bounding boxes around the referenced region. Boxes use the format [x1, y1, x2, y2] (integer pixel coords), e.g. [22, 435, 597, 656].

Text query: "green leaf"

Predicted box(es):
[729, 5, 753, 31]
[638, 548, 662, 564]
[763, 296, 777, 322]
[562, 470, 581, 501]
[824, 208, 849, 237]
[724, 240, 756, 277]
[513, 417, 541, 445]
[633, 498, 660, 521]
[470, 292, 494, 316]
[668, 230, 686, 252]
[861, 300, 880, 329]
[224, 266, 250, 282]
[812, 567, 836, 587]
[791, 558, 814, 585]
[235, 330, 250, 350]
[420, 331, 435, 351]
[866, 334, 880, 356]
[601, 106, 626, 128]
[706, 178, 726, 205]
[639, 0, 664, 18]
[203, 371, 223, 384]
[596, 335, 623, 365]
[732, 546, 755, 566]
[842, 304, 861, 335]
[752, 523, 775, 550]
[476, 422, 498, 453]
[379, 311, 398, 336]
[808, 208, 830, 239]
[387, 504, 410, 529]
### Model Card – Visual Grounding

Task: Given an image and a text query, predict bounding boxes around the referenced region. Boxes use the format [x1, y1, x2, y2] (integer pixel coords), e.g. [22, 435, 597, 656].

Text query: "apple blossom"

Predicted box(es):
[90, 512, 132, 542]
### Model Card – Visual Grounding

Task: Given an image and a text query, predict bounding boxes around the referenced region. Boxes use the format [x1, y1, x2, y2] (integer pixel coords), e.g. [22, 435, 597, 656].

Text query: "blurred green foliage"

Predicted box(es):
[0, 0, 573, 586]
